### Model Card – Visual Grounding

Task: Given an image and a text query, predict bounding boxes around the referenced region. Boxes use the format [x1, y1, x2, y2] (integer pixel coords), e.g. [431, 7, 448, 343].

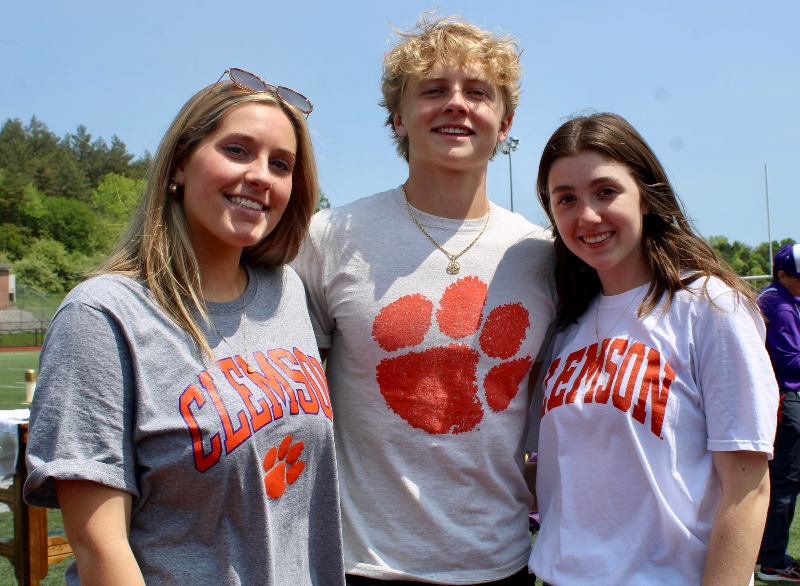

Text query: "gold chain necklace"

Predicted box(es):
[401, 185, 490, 275]
[209, 271, 255, 374]
[594, 289, 640, 359]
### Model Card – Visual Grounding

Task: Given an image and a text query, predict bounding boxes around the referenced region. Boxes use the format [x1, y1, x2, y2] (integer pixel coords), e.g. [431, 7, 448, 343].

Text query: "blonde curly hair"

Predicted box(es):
[380, 14, 522, 161]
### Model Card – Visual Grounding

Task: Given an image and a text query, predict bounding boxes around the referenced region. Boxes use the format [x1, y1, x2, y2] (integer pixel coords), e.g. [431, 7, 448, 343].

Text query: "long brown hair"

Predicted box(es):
[537, 112, 754, 329]
[98, 79, 318, 356]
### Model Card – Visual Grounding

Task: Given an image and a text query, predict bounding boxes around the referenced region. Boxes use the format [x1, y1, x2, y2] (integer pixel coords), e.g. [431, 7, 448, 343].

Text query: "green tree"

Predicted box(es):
[315, 189, 331, 213]
[67, 126, 138, 186]
[68, 124, 94, 165]
[12, 238, 93, 293]
[706, 236, 734, 265]
[0, 168, 28, 226]
[0, 119, 32, 175]
[19, 183, 48, 233]
[89, 173, 145, 251]
[706, 236, 759, 275]
[18, 184, 96, 252]
[0, 121, 32, 225]
[0, 117, 90, 202]
[105, 135, 136, 177]
[128, 150, 152, 180]
[45, 197, 96, 252]
[0, 223, 31, 260]
[753, 239, 797, 277]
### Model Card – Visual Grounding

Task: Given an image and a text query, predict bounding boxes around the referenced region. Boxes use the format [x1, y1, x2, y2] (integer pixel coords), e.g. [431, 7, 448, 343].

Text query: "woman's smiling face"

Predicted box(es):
[548, 150, 652, 295]
[174, 102, 297, 260]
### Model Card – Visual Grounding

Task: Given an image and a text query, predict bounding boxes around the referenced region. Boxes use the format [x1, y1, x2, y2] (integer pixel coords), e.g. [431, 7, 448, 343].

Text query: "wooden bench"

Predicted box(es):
[0, 423, 73, 585]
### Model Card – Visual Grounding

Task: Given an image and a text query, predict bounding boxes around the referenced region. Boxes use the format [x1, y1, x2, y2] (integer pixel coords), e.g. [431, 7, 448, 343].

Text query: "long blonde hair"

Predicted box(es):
[98, 79, 318, 357]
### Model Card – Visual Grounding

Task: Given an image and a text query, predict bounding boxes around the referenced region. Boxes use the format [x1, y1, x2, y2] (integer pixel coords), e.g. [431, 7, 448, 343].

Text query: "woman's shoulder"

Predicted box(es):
[668, 275, 762, 330]
[64, 273, 146, 305]
[54, 274, 160, 325]
[679, 274, 750, 307]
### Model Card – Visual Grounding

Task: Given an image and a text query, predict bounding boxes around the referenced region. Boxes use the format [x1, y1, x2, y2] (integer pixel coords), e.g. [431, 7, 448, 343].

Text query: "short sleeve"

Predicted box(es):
[292, 216, 334, 349]
[24, 300, 139, 508]
[693, 291, 778, 456]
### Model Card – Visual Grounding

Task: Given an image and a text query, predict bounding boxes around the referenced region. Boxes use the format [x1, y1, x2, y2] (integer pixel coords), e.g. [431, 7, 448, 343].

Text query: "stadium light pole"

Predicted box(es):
[499, 136, 520, 212]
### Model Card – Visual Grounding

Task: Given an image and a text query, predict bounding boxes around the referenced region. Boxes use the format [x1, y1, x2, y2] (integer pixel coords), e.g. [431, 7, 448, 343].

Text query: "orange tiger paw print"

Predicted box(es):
[372, 276, 532, 435]
[263, 434, 305, 499]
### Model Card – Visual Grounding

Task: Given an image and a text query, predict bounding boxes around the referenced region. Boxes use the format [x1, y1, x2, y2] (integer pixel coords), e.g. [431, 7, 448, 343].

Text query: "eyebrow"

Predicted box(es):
[420, 75, 492, 84]
[221, 133, 296, 157]
[223, 132, 256, 142]
[550, 175, 620, 194]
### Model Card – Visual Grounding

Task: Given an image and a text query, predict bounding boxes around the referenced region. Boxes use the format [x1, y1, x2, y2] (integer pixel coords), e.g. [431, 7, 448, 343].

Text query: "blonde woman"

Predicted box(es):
[24, 69, 344, 585]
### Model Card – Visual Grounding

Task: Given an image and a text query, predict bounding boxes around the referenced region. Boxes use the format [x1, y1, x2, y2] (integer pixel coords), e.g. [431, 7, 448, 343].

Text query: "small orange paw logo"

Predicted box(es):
[372, 276, 532, 435]
[263, 434, 305, 499]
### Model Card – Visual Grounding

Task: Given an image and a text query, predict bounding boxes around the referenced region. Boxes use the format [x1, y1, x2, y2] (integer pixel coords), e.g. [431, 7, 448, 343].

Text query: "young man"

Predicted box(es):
[293, 15, 556, 585]
[758, 243, 800, 582]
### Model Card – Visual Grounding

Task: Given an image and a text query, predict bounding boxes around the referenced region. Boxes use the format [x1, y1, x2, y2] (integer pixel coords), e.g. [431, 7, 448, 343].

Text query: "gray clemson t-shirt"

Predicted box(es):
[24, 266, 344, 585]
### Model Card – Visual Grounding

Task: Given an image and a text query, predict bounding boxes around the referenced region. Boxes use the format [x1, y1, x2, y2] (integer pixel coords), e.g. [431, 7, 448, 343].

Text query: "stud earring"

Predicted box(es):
[169, 182, 182, 199]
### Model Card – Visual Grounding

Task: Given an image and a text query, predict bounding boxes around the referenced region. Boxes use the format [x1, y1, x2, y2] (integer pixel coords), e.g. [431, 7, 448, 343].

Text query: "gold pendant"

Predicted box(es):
[247, 364, 255, 374]
[446, 260, 460, 275]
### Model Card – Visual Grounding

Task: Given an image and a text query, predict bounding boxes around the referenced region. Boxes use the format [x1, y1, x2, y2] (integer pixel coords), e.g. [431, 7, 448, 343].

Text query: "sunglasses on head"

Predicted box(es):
[218, 68, 313, 116]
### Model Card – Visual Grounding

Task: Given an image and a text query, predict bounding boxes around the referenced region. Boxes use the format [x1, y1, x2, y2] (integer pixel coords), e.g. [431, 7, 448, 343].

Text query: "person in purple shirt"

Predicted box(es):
[758, 242, 800, 582]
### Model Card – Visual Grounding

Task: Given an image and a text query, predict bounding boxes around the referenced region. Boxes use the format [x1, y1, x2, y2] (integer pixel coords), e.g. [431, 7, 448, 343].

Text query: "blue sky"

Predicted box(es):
[2, 0, 797, 246]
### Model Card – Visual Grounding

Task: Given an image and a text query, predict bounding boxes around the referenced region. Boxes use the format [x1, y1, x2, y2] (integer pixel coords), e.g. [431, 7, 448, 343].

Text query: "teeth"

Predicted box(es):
[229, 196, 264, 211]
[437, 127, 471, 135]
[583, 232, 612, 244]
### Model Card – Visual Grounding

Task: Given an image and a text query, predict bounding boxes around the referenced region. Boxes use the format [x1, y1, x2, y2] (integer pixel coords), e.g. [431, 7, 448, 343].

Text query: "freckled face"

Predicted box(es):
[392, 61, 512, 171]
[548, 150, 651, 295]
[174, 102, 297, 259]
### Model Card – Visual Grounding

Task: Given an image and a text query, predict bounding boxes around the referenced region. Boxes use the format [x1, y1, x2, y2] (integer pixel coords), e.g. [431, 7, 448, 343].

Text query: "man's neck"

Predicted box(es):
[403, 167, 489, 219]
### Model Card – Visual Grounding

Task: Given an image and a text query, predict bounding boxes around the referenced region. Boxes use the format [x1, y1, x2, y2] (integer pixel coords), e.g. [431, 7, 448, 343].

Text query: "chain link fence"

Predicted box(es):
[0, 285, 58, 347]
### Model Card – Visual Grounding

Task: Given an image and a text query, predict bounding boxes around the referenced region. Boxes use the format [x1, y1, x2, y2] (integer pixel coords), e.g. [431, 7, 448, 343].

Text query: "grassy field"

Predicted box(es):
[0, 350, 798, 583]
[0, 350, 38, 410]
[0, 510, 71, 585]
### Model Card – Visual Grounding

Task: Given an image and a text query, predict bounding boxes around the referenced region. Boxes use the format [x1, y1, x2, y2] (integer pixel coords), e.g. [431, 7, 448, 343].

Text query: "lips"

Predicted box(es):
[228, 195, 265, 211]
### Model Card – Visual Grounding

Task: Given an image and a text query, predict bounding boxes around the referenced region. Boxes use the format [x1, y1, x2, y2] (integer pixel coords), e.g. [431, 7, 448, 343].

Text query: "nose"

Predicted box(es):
[244, 156, 273, 190]
[577, 201, 602, 225]
[443, 88, 468, 113]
